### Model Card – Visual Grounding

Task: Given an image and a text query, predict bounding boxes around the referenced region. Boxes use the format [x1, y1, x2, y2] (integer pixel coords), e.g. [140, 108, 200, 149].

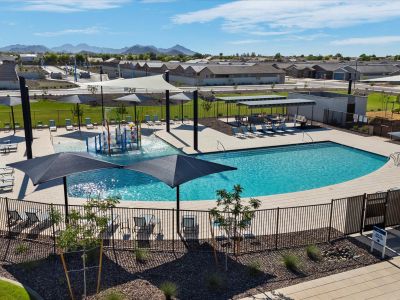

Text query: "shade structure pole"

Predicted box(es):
[63, 176, 69, 224]
[193, 90, 198, 151]
[77, 103, 81, 131]
[181, 101, 184, 123]
[165, 71, 170, 132]
[134, 103, 137, 124]
[10, 106, 15, 134]
[100, 66, 105, 123]
[19, 76, 33, 159]
[226, 102, 228, 123]
[311, 105, 314, 126]
[176, 185, 180, 233]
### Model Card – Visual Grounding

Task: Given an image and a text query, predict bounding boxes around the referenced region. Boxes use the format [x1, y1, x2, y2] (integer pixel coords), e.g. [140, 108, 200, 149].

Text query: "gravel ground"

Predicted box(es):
[0, 235, 382, 300]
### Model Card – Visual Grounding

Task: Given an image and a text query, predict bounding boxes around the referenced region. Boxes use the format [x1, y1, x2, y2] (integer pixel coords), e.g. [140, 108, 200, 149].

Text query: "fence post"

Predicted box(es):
[360, 193, 367, 234]
[328, 200, 334, 242]
[5, 197, 11, 238]
[275, 207, 280, 250]
[51, 203, 56, 255]
[110, 207, 117, 264]
[172, 209, 175, 253]
[384, 190, 390, 228]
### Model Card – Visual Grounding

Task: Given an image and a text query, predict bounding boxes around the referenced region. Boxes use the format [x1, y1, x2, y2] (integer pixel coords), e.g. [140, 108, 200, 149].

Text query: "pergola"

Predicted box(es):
[237, 98, 316, 125]
[215, 94, 287, 123]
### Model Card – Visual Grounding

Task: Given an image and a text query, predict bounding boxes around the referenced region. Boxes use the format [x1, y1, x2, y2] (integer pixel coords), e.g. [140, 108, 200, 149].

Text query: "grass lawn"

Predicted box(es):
[0, 279, 35, 300]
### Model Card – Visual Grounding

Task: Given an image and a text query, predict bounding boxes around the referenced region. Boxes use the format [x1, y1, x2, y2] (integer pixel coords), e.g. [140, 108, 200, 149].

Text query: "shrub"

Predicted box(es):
[282, 254, 301, 272]
[306, 245, 321, 261]
[159, 281, 178, 300]
[102, 290, 125, 300]
[206, 273, 225, 291]
[134, 248, 149, 263]
[247, 260, 262, 277]
[15, 244, 29, 255]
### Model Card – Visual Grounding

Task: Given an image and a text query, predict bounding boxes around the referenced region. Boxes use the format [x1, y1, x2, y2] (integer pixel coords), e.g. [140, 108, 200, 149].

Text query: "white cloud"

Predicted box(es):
[228, 39, 264, 45]
[251, 31, 293, 36]
[34, 26, 104, 37]
[331, 36, 400, 46]
[173, 0, 400, 33]
[14, 0, 130, 12]
[140, 0, 175, 3]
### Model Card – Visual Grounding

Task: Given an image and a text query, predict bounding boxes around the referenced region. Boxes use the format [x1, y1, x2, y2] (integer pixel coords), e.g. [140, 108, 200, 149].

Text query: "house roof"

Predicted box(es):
[0, 62, 18, 81]
[216, 95, 286, 102]
[348, 64, 400, 74]
[205, 64, 284, 75]
[238, 98, 315, 108]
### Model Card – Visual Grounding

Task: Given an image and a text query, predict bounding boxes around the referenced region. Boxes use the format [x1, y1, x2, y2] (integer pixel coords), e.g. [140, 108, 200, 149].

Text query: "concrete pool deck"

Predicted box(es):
[1, 122, 400, 210]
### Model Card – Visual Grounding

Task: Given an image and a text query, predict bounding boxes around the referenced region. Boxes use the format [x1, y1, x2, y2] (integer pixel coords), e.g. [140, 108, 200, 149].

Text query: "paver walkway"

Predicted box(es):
[241, 257, 400, 300]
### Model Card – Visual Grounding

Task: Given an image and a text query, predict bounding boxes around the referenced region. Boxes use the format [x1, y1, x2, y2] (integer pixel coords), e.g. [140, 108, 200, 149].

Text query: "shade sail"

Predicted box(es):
[86, 74, 183, 93]
[238, 98, 316, 108]
[8, 152, 121, 185]
[216, 95, 286, 103]
[58, 94, 95, 104]
[114, 93, 152, 103]
[169, 92, 192, 102]
[0, 96, 37, 106]
[124, 154, 236, 188]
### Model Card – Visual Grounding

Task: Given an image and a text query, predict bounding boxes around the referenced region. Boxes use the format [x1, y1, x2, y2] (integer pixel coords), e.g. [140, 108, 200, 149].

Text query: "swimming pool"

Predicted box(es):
[61, 139, 388, 201]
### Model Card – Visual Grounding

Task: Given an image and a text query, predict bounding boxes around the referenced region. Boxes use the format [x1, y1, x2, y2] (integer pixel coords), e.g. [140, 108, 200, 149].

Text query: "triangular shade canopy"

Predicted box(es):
[87, 74, 182, 93]
[169, 92, 192, 102]
[114, 93, 152, 103]
[0, 96, 37, 106]
[124, 154, 236, 188]
[58, 94, 95, 104]
[8, 152, 121, 185]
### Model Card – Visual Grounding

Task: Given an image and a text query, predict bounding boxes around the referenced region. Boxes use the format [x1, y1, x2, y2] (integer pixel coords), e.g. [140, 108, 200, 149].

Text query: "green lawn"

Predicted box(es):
[0, 279, 35, 300]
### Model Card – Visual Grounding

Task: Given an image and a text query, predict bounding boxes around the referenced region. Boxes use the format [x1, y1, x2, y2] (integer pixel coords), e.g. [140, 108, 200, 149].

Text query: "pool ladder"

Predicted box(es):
[390, 152, 400, 166]
[302, 131, 314, 143]
[217, 140, 226, 152]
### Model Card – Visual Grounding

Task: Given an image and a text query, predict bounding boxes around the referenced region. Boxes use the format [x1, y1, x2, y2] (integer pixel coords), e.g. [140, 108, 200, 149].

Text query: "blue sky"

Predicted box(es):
[1, 0, 400, 56]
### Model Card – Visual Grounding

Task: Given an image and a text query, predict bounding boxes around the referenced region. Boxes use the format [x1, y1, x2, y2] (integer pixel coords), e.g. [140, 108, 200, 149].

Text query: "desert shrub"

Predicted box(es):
[306, 245, 321, 261]
[247, 260, 262, 277]
[206, 272, 225, 291]
[102, 290, 125, 300]
[134, 248, 149, 263]
[15, 244, 29, 255]
[282, 254, 302, 272]
[159, 281, 178, 300]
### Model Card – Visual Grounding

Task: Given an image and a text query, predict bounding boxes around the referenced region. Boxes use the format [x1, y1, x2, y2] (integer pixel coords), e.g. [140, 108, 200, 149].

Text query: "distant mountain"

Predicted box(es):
[0, 43, 197, 56]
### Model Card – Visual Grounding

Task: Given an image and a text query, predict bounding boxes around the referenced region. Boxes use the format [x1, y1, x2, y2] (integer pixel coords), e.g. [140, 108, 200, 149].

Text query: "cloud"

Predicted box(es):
[140, 0, 175, 3]
[13, 0, 130, 12]
[173, 0, 400, 33]
[331, 36, 400, 46]
[251, 31, 293, 36]
[228, 39, 264, 45]
[34, 26, 104, 37]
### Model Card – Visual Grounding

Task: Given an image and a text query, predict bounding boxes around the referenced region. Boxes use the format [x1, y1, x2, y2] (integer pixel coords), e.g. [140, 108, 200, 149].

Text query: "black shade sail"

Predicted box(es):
[0, 96, 37, 133]
[58, 94, 94, 104]
[114, 94, 152, 103]
[124, 154, 236, 188]
[8, 152, 121, 185]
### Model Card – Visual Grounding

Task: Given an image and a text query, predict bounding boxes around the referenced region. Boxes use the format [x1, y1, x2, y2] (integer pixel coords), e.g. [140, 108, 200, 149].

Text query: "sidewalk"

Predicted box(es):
[242, 257, 400, 300]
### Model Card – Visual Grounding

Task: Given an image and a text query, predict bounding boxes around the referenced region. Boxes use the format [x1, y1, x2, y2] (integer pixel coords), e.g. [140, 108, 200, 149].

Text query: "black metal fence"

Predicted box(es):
[1, 189, 400, 255]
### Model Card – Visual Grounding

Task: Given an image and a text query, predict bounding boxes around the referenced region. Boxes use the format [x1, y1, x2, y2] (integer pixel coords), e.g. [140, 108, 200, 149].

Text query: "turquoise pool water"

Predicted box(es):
[62, 139, 388, 201]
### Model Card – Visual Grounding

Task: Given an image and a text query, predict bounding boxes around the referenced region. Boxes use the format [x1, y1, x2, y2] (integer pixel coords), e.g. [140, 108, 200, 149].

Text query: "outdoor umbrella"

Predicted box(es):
[58, 95, 93, 131]
[124, 154, 236, 232]
[0, 96, 37, 134]
[169, 92, 192, 123]
[7, 152, 122, 221]
[114, 94, 152, 123]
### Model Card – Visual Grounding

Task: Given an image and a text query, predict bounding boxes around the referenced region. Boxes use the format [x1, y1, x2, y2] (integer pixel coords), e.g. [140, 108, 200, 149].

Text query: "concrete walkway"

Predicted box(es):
[242, 257, 400, 300]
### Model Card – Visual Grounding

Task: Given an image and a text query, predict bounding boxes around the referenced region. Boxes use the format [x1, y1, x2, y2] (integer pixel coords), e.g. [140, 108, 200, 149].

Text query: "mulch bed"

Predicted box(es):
[0, 234, 382, 300]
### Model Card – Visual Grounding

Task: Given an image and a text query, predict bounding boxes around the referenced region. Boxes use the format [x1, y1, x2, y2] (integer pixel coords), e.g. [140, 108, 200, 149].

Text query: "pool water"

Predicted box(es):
[62, 139, 388, 201]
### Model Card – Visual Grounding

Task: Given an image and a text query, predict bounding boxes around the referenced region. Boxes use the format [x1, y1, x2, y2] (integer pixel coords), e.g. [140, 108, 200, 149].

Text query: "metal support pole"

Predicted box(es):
[181, 101, 184, 123]
[77, 103, 81, 131]
[10, 106, 15, 134]
[63, 177, 69, 224]
[226, 102, 228, 123]
[275, 207, 280, 250]
[165, 71, 170, 132]
[311, 105, 314, 126]
[193, 90, 198, 151]
[100, 66, 105, 123]
[328, 200, 334, 241]
[19, 76, 33, 159]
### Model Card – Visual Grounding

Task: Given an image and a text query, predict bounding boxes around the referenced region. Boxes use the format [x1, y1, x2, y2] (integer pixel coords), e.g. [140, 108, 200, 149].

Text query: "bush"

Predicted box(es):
[134, 248, 149, 263]
[102, 290, 125, 300]
[306, 245, 321, 261]
[247, 260, 262, 277]
[282, 254, 302, 272]
[15, 244, 29, 255]
[159, 281, 178, 299]
[206, 273, 225, 291]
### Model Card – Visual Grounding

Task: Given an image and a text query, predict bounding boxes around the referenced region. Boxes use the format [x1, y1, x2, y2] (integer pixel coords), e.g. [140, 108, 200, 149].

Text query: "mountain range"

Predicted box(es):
[0, 43, 197, 56]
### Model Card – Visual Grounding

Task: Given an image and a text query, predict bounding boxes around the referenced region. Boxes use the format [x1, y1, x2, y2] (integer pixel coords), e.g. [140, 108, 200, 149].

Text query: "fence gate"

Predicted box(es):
[363, 192, 387, 231]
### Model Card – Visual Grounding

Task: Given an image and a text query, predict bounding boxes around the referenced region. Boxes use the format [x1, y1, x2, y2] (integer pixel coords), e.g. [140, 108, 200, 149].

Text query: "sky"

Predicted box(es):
[1, 0, 400, 56]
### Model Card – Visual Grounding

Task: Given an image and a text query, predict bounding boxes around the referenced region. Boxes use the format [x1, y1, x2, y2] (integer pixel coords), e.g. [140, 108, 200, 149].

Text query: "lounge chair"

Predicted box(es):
[126, 116, 133, 123]
[181, 215, 199, 237]
[8, 210, 28, 226]
[240, 126, 256, 138]
[49, 120, 57, 132]
[0, 167, 14, 176]
[36, 121, 43, 130]
[0, 143, 18, 153]
[261, 124, 274, 136]
[145, 115, 154, 126]
[14, 122, 20, 130]
[4, 122, 11, 131]
[250, 125, 264, 137]
[65, 119, 73, 131]
[0, 175, 14, 182]
[133, 216, 155, 238]
[279, 123, 295, 134]
[272, 124, 285, 134]
[183, 116, 190, 124]
[295, 115, 308, 127]
[153, 115, 162, 125]
[0, 179, 14, 192]
[232, 127, 246, 139]
[85, 118, 94, 129]
[26, 210, 51, 227]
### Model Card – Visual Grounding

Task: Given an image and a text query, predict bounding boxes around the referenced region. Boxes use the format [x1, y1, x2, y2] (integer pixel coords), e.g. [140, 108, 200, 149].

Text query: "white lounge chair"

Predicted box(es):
[261, 124, 274, 136]
[0, 167, 14, 176]
[240, 126, 256, 138]
[49, 120, 57, 132]
[36, 121, 43, 130]
[153, 115, 162, 125]
[65, 119, 73, 131]
[0, 179, 14, 192]
[232, 127, 246, 139]
[85, 118, 94, 129]
[280, 123, 296, 134]
[272, 124, 285, 134]
[145, 115, 154, 126]
[250, 125, 264, 137]
[4, 122, 11, 131]
[8, 210, 28, 225]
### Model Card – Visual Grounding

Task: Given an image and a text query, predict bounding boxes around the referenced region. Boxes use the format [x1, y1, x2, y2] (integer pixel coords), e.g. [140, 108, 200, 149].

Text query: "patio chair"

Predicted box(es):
[250, 125, 264, 137]
[126, 116, 133, 123]
[181, 215, 199, 236]
[49, 120, 57, 132]
[0, 175, 14, 182]
[14, 122, 20, 130]
[0, 167, 14, 176]
[36, 121, 43, 130]
[279, 123, 295, 134]
[153, 115, 162, 125]
[232, 127, 246, 139]
[240, 126, 256, 138]
[65, 119, 73, 131]
[144, 115, 154, 126]
[295, 115, 308, 127]
[8, 210, 28, 226]
[261, 124, 274, 136]
[272, 123, 285, 134]
[0, 179, 14, 192]
[4, 122, 10, 131]
[183, 116, 190, 124]
[85, 118, 94, 129]
[25, 210, 51, 227]
[133, 216, 154, 234]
